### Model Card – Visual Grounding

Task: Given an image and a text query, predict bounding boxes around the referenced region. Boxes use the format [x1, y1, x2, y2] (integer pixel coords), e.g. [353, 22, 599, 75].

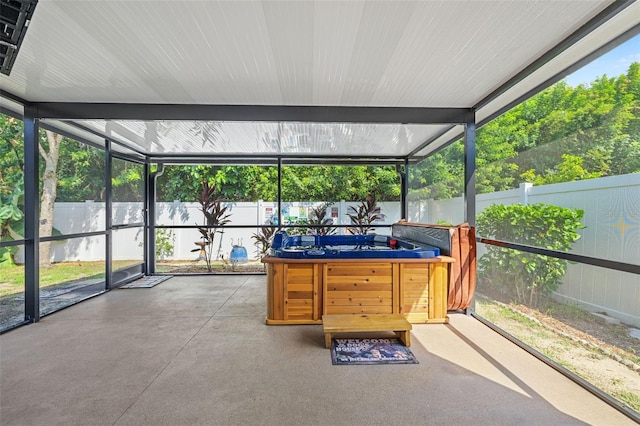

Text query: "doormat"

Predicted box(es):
[120, 275, 172, 288]
[331, 338, 418, 365]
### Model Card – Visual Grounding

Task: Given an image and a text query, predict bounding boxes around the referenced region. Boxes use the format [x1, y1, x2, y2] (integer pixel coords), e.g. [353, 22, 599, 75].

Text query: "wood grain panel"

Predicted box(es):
[427, 262, 449, 323]
[325, 262, 395, 314]
[405, 312, 430, 323]
[326, 275, 393, 285]
[287, 263, 314, 273]
[326, 290, 393, 299]
[402, 295, 429, 304]
[403, 304, 428, 313]
[287, 283, 313, 292]
[327, 297, 393, 306]
[271, 263, 284, 320]
[287, 291, 313, 300]
[326, 263, 392, 276]
[325, 282, 392, 292]
[325, 306, 394, 315]
[284, 263, 314, 321]
[400, 263, 430, 322]
[287, 299, 312, 306]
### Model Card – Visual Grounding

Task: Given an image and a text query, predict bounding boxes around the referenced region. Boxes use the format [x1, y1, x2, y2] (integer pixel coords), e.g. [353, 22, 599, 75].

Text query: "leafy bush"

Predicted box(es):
[155, 228, 175, 259]
[0, 189, 24, 267]
[141, 228, 175, 260]
[477, 203, 585, 307]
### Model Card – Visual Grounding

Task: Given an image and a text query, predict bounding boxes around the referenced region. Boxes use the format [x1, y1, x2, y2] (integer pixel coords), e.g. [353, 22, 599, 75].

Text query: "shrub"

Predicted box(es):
[155, 228, 175, 259]
[0, 189, 23, 266]
[477, 203, 585, 307]
[138, 228, 175, 260]
[347, 194, 385, 235]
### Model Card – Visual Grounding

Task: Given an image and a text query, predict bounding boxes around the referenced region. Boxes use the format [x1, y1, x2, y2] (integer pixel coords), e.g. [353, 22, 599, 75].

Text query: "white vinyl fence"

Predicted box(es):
[43, 201, 402, 264]
[409, 173, 640, 327]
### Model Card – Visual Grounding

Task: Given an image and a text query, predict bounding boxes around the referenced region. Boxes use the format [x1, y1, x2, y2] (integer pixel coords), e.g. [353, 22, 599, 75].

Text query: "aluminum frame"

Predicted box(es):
[22, 105, 39, 323]
[104, 139, 112, 290]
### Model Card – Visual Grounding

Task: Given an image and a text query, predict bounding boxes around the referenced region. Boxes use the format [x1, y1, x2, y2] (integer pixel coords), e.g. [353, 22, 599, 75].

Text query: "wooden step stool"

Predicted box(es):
[322, 314, 412, 349]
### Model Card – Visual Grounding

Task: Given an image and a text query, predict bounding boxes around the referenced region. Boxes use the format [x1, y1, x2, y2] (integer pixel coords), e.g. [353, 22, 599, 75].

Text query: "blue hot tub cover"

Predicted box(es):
[269, 231, 440, 259]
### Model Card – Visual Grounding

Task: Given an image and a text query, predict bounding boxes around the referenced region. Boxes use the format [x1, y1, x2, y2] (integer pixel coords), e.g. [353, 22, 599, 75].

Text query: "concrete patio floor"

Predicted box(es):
[0, 275, 634, 426]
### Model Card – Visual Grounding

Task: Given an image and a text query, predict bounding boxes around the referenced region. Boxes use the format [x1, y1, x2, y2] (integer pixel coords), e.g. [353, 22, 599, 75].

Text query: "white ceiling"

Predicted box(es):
[1, 0, 639, 159]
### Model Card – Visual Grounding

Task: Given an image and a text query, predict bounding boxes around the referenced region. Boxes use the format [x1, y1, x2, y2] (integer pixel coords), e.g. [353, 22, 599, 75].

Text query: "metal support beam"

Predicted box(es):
[463, 120, 476, 226]
[146, 163, 164, 275]
[463, 116, 476, 315]
[105, 140, 113, 290]
[144, 162, 151, 275]
[31, 103, 475, 125]
[397, 161, 408, 220]
[277, 158, 282, 230]
[23, 106, 39, 322]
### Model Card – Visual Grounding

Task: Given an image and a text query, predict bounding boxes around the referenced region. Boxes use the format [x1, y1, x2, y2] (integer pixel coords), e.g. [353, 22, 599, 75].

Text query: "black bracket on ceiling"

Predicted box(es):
[0, 0, 38, 76]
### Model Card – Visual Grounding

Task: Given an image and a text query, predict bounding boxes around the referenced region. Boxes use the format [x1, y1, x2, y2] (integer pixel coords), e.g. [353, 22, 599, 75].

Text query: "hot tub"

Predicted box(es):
[269, 232, 441, 259]
[263, 229, 454, 326]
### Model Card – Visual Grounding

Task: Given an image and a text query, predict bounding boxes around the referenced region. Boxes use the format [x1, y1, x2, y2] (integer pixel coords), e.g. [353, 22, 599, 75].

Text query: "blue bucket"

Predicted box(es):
[230, 246, 248, 263]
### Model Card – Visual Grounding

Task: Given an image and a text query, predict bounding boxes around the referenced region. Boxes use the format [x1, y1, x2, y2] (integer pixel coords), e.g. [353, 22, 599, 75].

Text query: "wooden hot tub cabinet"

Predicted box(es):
[262, 256, 454, 325]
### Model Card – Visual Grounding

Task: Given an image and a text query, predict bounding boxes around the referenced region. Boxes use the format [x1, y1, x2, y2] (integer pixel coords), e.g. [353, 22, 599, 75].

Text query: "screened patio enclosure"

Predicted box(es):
[1, 0, 640, 421]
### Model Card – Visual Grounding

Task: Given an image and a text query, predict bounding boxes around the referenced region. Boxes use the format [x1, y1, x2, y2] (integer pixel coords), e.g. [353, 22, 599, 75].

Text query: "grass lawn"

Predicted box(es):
[476, 296, 640, 412]
[0, 260, 138, 297]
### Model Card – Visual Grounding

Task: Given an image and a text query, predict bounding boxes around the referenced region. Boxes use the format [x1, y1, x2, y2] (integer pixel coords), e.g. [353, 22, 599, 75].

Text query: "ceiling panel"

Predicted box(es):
[3, 0, 611, 106]
[71, 120, 448, 157]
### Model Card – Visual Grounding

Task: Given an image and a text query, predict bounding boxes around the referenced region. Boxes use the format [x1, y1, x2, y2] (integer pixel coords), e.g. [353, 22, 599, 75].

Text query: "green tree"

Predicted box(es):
[55, 141, 105, 201]
[39, 130, 62, 266]
[0, 114, 24, 264]
[410, 62, 640, 201]
[520, 154, 602, 185]
[408, 141, 464, 201]
[158, 164, 401, 202]
[0, 115, 24, 200]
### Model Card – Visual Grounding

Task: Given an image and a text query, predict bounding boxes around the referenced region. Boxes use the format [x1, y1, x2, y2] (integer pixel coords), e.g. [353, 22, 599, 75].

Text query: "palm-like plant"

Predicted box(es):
[252, 226, 276, 257]
[346, 194, 385, 235]
[191, 180, 231, 272]
[252, 226, 277, 271]
[308, 203, 336, 236]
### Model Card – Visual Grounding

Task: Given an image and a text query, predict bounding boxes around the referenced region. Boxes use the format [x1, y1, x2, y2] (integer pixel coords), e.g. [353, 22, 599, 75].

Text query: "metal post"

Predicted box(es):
[464, 118, 476, 226]
[144, 162, 151, 275]
[463, 114, 476, 315]
[277, 158, 282, 230]
[105, 139, 113, 290]
[23, 106, 40, 322]
[397, 161, 409, 220]
[146, 163, 164, 274]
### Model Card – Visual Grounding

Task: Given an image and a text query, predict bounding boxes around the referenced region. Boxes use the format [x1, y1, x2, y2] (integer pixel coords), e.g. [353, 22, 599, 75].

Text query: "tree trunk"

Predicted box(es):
[38, 131, 62, 267]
